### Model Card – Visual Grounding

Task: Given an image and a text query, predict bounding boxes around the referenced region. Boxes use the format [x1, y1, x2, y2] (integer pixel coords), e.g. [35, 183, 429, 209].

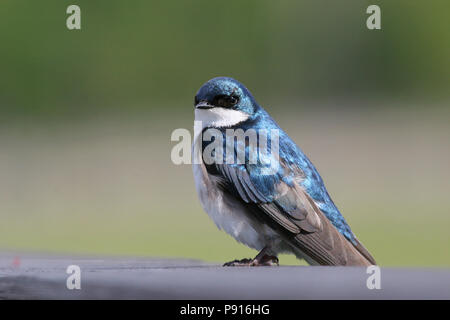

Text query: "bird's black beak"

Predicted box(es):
[195, 101, 214, 109]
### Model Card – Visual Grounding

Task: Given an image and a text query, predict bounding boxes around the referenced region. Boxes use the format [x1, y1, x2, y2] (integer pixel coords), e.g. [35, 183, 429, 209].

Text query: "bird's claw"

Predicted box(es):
[223, 255, 279, 267]
[223, 258, 253, 267]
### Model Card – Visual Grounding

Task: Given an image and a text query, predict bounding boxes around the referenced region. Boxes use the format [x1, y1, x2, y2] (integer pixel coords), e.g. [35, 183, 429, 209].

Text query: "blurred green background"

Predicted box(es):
[1, 1, 449, 266]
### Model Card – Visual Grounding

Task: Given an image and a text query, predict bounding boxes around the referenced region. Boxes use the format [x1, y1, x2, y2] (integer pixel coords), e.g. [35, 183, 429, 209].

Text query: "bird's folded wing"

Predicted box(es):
[213, 161, 375, 266]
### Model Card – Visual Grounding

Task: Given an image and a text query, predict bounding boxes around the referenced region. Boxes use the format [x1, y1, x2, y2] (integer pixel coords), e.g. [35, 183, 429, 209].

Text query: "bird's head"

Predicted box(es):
[194, 77, 258, 128]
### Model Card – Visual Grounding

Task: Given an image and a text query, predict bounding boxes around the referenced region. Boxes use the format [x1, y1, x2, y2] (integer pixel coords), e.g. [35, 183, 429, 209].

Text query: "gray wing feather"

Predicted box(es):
[214, 162, 375, 266]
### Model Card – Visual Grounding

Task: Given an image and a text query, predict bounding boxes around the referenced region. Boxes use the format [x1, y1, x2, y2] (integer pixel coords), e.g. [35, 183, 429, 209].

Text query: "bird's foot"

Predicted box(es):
[223, 255, 279, 267]
[223, 258, 253, 267]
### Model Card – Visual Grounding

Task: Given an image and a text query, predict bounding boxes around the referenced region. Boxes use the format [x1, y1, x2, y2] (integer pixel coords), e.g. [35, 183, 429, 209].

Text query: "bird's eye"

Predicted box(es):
[214, 95, 239, 108]
[194, 95, 199, 106]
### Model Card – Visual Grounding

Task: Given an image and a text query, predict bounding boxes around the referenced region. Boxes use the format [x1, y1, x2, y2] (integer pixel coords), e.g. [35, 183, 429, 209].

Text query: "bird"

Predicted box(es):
[192, 77, 376, 267]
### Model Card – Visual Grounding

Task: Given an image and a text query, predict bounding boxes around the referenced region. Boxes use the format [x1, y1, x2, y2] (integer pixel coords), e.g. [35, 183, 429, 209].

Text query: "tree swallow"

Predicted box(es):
[192, 77, 376, 266]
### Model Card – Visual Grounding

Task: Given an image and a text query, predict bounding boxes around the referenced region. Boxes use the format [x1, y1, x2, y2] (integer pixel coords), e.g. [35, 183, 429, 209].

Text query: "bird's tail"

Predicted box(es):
[352, 238, 377, 265]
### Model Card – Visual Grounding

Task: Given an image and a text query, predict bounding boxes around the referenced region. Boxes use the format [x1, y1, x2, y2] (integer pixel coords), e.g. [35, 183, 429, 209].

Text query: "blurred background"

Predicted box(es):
[1, 1, 449, 266]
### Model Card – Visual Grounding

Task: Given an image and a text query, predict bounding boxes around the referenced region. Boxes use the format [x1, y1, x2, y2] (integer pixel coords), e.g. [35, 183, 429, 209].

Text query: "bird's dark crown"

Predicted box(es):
[194, 77, 258, 115]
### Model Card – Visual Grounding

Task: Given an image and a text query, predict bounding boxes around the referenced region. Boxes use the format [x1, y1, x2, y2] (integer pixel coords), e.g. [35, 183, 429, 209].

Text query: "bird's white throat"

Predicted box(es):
[195, 107, 249, 128]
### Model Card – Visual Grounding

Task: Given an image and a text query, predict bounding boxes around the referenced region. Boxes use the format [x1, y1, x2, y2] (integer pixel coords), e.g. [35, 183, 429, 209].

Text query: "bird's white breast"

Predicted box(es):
[192, 121, 277, 251]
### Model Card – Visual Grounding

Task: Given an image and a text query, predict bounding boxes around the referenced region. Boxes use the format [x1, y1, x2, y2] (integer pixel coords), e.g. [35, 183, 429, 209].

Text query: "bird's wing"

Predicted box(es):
[211, 158, 375, 266]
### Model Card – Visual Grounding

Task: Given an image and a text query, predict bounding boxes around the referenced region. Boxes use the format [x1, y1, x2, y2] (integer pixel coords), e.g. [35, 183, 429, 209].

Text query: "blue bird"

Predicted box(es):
[192, 77, 376, 266]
